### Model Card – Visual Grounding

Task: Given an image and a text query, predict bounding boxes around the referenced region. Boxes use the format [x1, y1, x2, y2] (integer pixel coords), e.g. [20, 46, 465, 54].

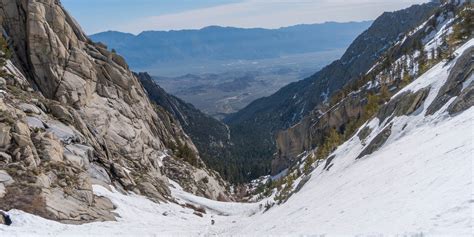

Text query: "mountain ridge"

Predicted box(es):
[222, 1, 440, 181]
[90, 21, 373, 69]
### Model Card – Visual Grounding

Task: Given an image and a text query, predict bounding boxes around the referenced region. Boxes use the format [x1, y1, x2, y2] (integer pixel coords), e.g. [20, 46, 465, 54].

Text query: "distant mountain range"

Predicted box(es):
[90, 22, 372, 70]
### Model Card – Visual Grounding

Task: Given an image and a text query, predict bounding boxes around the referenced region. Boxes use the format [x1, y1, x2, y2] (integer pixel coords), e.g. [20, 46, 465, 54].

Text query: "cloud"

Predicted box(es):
[119, 0, 428, 34]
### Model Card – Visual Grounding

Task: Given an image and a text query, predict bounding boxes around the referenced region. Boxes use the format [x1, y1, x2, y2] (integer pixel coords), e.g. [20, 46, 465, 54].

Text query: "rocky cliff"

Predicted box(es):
[0, 0, 228, 223]
[137, 73, 237, 183]
[272, 1, 471, 174]
[224, 2, 439, 180]
[137, 72, 231, 200]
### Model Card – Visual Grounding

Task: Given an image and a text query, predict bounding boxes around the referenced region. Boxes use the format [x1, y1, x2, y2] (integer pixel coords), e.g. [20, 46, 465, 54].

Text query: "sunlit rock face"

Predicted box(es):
[0, 0, 229, 223]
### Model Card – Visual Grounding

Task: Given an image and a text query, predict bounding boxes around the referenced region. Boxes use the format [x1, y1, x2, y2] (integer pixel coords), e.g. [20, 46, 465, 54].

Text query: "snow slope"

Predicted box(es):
[0, 38, 473, 237]
[224, 39, 474, 236]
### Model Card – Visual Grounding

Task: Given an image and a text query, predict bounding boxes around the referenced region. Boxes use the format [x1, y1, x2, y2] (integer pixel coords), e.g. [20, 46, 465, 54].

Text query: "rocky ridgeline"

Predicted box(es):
[272, 1, 473, 178]
[0, 0, 229, 224]
[223, 1, 439, 180]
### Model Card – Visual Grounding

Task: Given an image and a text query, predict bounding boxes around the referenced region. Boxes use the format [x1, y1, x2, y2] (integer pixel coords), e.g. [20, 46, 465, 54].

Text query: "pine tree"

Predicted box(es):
[380, 83, 391, 102]
[436, 46, 444, 61]
[401, 69, 412, 87]
[364, 93, 380, 120]
[303, 154, 314, 174]
[450, 5, 473, 43]
[326, 128, 341, 151]
[316, 128, 341, 160]
[418, 49, 428, 75]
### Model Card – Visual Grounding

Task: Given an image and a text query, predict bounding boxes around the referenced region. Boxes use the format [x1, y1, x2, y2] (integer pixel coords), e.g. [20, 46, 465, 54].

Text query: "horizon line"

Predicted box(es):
[89, 20, 374, 36]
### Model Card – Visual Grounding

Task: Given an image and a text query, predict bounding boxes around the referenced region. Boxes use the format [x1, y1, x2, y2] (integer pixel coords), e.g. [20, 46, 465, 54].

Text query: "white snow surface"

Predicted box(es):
[0, 42, 473, 237]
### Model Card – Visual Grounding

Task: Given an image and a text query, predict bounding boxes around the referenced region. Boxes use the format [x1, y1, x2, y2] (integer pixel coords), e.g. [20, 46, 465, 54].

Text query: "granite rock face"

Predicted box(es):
[377, 88, 431, 124]
[357, 124, 392, 159]
[163, 156, 231, 201]
[448, 82, 474, 114]
[0, 0, 228, 223]
[138, 72, 234, 184]
[426, 47, 473, 115]
[273, 92, 366, 175]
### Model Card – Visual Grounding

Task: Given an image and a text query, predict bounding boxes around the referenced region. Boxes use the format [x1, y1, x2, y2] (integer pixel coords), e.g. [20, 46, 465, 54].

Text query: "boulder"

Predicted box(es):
[0, 124, 11, 150]
[45, 120, 78, 143]
[19, 103, 42, 115]
[294, 174, 311, 193]
[137, 182, 166, 203]
[37, 133, 64, 163]
[0, 99, 6, 111]
[26, 116, 45, 130]
[41, 188, 116, 224]
[448, 83, 474, 115]
[0, 78, 6, 89]
[357, 126, 372, 142]
[49, 103, 74, 124]
[36, 173, 53, 188]
[0, 152, 11, 164]
[357, 124, 393, 159]
[0, 170, 14, 198]
[377, 88, 430, 124]
[65, 144, 93, 161]
[13, 121, 30, 137]
[0, 170, 14, 185]
[12, 133, 30, 147]
[87, 163, 111, 186]
[63, 152, 87, 169]
[323, 155, 336, 171]
[111, 164, 135, 188]
[0, 211, 12, 226]
[20, 146, 39, 169]
[0, 183, 5, 198]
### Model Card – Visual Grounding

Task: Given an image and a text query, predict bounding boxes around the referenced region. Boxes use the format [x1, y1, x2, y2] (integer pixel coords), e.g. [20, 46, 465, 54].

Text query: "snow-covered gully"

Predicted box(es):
[1, 32, 472, 237]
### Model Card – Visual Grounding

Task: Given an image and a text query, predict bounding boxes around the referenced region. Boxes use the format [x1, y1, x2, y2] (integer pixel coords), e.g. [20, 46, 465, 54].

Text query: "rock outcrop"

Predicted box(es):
[269, 1, 467, 175]
[448, 82, 474, 114]
[377, 88, 431, 124]
[427, 46, 473, 115]
[273, 91, 367, 174]
[163, 156, 231, 201]
[137, 73, 232, 199]
[0, 211, 11, 225]
[137, 73, 236, 182]
[357, 123, 393, 159]
[0, 0, 228, 223]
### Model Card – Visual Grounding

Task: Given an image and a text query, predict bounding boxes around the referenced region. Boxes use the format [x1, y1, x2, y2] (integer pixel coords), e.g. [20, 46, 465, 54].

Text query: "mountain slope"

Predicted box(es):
[1, 39, 472, 235]
[90, 22, 372, 69]
[0, 0, 228, 223]
[271, 1, 470, 174]
[137, 72, 238, 184]
[223, 2, 440, 181]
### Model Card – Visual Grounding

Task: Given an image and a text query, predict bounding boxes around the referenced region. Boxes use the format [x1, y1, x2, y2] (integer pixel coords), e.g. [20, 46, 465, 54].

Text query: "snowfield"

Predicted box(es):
[1, 37, 473, 237]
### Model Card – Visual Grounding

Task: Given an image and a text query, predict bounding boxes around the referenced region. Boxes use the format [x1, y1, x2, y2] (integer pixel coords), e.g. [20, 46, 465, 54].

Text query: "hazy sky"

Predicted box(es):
[62, 0, 429, 34]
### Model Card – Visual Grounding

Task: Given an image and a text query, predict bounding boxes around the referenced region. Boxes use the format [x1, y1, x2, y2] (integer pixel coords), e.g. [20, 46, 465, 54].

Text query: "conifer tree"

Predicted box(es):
[418, 49, 428, 75]
[380, 83, 391, 102]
